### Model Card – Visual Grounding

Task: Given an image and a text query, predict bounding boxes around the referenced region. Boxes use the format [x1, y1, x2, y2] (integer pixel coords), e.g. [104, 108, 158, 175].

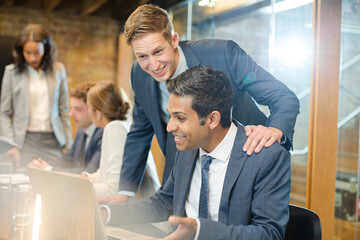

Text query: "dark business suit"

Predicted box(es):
[54, 127, 103, 173]
[109, 123, 291, 239]
[119, 39, 299, 193]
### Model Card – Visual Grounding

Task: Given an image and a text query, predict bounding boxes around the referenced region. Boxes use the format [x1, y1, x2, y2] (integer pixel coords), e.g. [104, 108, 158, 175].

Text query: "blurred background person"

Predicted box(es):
[82, 82, 160, 197]
[0, 23, 72, 167]
[29, 82, 103, 173]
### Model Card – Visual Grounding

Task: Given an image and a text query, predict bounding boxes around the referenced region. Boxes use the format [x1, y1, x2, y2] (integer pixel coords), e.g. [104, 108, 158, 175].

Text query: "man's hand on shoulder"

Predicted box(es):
[143, 216, 197, 240]
[243, 125, 283, 155]
[97, 194, 129, 204]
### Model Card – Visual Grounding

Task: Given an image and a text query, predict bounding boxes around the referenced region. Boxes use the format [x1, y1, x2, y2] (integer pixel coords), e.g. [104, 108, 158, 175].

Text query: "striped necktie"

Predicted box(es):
[198, 155, 213, 219]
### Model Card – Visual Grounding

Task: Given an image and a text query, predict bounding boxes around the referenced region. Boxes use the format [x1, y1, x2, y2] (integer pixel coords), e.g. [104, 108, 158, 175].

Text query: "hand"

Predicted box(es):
[100, 207, 109, 224]
[243, 125, 283, 155]
[27, 158, 49, 169]
[4, 147, 21, 166]
[97, 194, 129, 204]
[144, 216, 197, 240]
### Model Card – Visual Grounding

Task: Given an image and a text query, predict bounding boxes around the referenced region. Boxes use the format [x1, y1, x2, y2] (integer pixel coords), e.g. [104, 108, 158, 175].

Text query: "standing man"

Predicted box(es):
[108, 4, 299, 202]
[29, 82, 103, 173]
[103, 66, 291, 239]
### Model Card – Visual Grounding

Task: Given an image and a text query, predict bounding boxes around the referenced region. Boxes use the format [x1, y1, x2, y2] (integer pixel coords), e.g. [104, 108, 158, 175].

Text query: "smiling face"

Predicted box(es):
[69, 97, 92, 129]
[22, 41, 44, 70]
[166, 94, 212, 152]
[131, 32, 179, 82]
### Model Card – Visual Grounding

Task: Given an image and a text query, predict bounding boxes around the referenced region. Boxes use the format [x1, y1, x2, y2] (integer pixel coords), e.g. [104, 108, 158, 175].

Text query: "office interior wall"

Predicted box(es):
[0, 7, 121, 136]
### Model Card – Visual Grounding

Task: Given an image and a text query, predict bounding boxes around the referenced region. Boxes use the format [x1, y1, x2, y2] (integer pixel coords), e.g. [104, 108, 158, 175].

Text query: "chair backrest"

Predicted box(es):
[285, 204, 322, 240]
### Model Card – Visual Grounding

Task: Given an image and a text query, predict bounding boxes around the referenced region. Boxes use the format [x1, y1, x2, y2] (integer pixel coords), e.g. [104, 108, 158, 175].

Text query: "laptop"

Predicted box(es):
[27, 167, 165, 240]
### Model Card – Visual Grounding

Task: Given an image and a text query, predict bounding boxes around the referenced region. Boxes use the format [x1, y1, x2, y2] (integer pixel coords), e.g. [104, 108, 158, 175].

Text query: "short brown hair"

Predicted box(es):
[87, 82, 129, 121]
[70, 82, 95, 103]
[124, 4, 174, 45]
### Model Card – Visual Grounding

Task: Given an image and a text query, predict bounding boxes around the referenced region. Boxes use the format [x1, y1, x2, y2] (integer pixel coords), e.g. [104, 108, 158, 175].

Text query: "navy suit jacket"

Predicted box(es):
[109, 123, 291, 239]
[54, 127, 103, 173]
[119, 39, 299, 193]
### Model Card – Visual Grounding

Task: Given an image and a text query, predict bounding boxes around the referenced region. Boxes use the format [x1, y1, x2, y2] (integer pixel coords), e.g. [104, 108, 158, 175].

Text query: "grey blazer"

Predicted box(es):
[108, 123, 291, 239]
[0, 62, 72, 149]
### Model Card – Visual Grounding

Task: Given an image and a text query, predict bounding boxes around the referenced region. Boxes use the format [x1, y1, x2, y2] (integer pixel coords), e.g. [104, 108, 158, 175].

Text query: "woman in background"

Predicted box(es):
[0, 24, 72, 167]
[82, 82, 130, 196]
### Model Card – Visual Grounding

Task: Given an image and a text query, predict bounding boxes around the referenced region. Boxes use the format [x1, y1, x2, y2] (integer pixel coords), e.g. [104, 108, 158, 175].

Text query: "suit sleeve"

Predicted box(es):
[0, 67, 15, 142]
[119, 69, 156, 193]
[224, 40, 300, 149]
[108, 154, 176, 226]
[57, 63, 73, 150]
[197, 147, 291, 240]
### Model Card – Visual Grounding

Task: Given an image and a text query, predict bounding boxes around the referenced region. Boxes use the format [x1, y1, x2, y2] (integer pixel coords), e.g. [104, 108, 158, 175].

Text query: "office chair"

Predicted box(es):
[285, 204, 322, 240]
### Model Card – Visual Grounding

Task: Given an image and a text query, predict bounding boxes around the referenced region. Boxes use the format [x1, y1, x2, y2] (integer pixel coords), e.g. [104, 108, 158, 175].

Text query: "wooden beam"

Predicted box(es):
[81, 0, 108, 16]
[43, 0, 62, 12]
[306, 0, 341, 239]
[1, 0, 15, 7]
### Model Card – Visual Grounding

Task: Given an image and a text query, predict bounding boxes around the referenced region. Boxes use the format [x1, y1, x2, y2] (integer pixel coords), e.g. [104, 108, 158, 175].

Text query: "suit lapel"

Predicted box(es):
[21, 71, 31, 116]
[176, 149, 198, 217]
[179, 42, 200, 68]
[218, 124, 248, 225]
[45, 70, 55, 105]
[146, 76, 167, 152]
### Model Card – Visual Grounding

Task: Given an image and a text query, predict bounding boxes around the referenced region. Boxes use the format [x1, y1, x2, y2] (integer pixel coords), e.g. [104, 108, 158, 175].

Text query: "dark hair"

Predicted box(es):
[12, 24, 55, 72]
[167, 66, 233, 128]
[70, 82, 96, 103]
[87, 82, 130, 121]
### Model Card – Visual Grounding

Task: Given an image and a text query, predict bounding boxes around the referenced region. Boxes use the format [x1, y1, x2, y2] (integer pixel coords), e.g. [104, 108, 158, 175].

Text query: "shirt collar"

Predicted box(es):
[199, 122, 238, 162]
[84, 123, 97, 139]
[169, 45, 188, 80]
[26, 64, 44, 78]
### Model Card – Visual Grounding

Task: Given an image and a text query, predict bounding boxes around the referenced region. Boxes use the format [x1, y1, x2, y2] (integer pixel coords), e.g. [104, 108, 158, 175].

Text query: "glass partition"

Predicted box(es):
[334, 0, 360, 239]
[169, 0, 313, 207]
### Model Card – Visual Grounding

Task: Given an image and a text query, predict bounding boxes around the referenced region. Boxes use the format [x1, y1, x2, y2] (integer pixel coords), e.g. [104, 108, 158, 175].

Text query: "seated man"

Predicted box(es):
[29, 82, 103, 173]
[103, 66, 291, 239]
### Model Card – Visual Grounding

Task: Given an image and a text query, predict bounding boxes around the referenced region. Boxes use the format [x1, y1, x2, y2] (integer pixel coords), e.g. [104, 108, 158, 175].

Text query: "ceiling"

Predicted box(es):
[0, 0, 184, 23]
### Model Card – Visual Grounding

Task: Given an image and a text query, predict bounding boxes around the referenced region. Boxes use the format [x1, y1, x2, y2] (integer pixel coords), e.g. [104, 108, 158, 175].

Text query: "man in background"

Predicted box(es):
[30, 82, 103, 173]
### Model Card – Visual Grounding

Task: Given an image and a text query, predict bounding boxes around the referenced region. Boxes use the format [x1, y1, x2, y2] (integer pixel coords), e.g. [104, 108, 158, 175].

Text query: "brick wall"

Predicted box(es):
[0, 7, 121, 88]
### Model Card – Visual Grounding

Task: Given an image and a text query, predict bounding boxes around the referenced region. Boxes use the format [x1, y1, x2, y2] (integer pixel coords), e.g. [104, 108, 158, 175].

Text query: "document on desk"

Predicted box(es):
[105, 223, 169, 240]
[105, 226, 148, 240]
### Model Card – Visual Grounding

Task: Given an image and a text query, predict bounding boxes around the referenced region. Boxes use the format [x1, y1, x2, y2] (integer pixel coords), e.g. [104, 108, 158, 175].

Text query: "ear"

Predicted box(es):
[171, 33, 179, 50]
[207, 111, 221, 129]
[95, 109, 102, 121]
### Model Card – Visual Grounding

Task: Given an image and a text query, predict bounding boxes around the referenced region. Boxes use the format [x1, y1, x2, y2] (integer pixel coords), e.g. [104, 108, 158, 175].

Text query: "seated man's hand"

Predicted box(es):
[97, 194, 129, 204]
[3, 147, 20, 166]
[27, 158, 49, 169]
[100, 207, 109, 224]
[243, 125, 283, 155]
[144, 216, 197, 240]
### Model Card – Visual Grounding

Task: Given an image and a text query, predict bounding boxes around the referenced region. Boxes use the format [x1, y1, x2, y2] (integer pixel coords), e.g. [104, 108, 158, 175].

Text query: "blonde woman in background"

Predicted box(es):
[0, 24, 72, 167]
[84, 82, 160, 197]
[81, 82, 129, 196]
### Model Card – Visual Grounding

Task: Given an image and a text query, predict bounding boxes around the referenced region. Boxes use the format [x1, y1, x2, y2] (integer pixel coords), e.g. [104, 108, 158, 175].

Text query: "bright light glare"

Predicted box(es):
[198, 0, 209, 6]
[277, 38, 310, 66]
[32, 194, 42, 240]
[198, 0, 218, 7]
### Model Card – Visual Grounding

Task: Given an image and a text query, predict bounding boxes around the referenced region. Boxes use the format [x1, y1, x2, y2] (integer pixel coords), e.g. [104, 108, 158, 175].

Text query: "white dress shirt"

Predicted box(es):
[84, 123, 97, 152]
[185, 123, 238, 239]
[158, 45, 187, 123]
[27, 66, 52, 132]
